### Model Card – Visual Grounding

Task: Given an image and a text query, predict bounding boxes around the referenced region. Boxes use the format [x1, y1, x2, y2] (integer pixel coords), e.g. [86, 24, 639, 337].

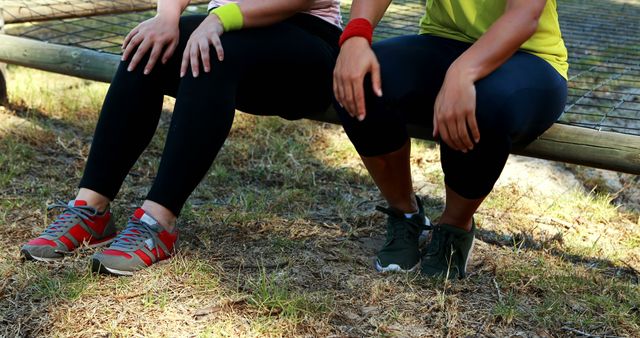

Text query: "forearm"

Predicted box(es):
[349, 0, 392, 26]
[451, 0, 546, 82]
[239, 0, 317, 27]
[156, 0, 190, 23]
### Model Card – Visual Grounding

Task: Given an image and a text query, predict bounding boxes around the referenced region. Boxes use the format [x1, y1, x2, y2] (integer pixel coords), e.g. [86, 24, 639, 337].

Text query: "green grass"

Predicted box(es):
[494, 252, 640, 333]
[1, 66, 639, 337]
[246, 267, 330, 319]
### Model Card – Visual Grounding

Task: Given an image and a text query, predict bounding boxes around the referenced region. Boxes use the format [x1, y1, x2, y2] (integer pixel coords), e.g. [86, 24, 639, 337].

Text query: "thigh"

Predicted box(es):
[474, 51, 568, 146]
[157, 15, 207, 97]
[371, 35, 466, 127]
[230, 16, 340, 119]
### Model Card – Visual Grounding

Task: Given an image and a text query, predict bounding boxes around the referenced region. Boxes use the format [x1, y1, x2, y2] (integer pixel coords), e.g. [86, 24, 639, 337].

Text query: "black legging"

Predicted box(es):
[337, 35, 568, 199]
[79, 14, 340, 215]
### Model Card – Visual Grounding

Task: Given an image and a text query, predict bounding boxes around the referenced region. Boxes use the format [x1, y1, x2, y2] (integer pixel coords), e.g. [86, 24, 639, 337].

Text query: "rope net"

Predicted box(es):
[3, 0, 640, 136]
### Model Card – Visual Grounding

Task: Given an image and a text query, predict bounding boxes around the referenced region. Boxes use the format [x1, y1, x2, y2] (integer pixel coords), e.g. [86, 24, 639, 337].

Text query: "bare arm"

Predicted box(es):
[333, 0, 391, 120]
[156, 0, 191, 23]
[434, 0, 547, 152]
[346, 0, 390, 26]
[240, 0, 328, 27]
[450, 0, 546, 84]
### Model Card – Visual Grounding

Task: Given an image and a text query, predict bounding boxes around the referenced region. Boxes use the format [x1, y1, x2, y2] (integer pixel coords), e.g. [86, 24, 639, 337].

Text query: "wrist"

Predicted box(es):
[209, 3, 244, 32]
[448, 60, 481, 83]
[205, 13, 224, 31]
[156, 12, 180, 25]
[339, 18, 374, 47]
[342, 36, 370, 49]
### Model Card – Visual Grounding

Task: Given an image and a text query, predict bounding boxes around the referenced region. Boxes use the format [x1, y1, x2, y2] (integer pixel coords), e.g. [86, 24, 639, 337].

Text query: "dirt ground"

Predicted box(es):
[0, 67, 639, 337]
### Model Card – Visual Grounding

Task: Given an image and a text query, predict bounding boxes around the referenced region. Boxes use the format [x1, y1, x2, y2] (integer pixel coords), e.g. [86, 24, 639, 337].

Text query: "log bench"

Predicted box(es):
[0, 0, 639, 174]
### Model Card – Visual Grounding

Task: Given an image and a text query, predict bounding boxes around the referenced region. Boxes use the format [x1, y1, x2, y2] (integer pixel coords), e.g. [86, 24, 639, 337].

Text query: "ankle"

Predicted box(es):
[76, 188, 110, 213]
[438, 215, 473, 232]
[141, 200, 177, 232]
[387, 197, 418, 214]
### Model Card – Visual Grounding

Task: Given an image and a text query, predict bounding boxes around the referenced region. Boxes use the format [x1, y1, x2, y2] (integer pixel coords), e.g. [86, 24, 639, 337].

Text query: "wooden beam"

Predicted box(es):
[1, 35, 639, 175]
[1, 0, 209, 24]
[0, 63, 6, 105]
[0, 34, 118, 83]
[304, 111, 640, 176]
[514, 124, 640, 175]
[0, 17, 7, 104]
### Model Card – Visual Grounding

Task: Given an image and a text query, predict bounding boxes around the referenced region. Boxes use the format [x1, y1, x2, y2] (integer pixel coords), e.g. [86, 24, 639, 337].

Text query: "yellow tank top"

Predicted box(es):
[419, 0, 568, 79]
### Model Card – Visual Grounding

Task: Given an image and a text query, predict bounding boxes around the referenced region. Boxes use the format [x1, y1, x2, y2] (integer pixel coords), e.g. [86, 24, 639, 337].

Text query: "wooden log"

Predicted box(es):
[0, 34, 119, 83]
[0, 63, 6, 104]
[0, 35, 639, 175]
[1, 0, 208, 24]
[514, 124, 640, 175]
[302, 110, 640, 176]
[0, 17, 7, 104]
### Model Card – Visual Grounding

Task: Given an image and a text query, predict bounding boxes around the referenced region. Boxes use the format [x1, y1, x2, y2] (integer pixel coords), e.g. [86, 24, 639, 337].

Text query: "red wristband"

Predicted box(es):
[339, 18, 374, 47]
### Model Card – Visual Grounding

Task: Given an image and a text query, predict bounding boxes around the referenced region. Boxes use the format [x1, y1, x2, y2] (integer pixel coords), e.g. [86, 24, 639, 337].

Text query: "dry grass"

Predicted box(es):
[1, 66, 639, 337]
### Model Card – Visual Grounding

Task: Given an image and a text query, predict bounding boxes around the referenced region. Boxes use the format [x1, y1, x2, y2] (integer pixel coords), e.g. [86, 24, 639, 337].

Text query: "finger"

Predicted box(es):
[333, 72, 344, 109]
[439, 121, 454, 149]
[457, 117, 474, 151]
[122, 32, 143, 63]
[198, 40, 211, 73]
[370, 60, 383, 97]
[190, 44, 200, 77]
[162, 39, 178, 64]
[353, 79, 367, 120]
[467, 113, 481, 144]
[432, 112, 440, 139]
[210, 36, 224, 62]
[180, 41, 191, 77]
[337, 81, 352, 116]
[127, 38, 152, 72]
[449, 122, 467, 151]
[343, 79, 357, 118]
[122, 27, 139, 51]
[339, 84, 352, 116]
[144, 43, 163, 75]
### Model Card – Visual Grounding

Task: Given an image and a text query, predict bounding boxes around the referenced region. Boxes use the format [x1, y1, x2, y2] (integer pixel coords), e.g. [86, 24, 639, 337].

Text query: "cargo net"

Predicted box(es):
[3, 0, 640, 136]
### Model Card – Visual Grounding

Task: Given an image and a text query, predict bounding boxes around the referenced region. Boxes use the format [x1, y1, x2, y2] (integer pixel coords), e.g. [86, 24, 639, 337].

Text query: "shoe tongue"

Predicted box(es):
[134, 208, 160, 229]
[408, 213, 426, 225]
[69, 200, 88, 207]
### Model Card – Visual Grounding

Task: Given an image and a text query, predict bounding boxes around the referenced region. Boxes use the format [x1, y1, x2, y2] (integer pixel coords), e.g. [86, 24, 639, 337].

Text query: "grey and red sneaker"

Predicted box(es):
[21, 200, 116, 262]
[91, 208, 178, 276]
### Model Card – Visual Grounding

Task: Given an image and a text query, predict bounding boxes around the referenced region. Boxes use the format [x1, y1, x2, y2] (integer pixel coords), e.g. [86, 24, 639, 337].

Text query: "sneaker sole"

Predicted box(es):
[21, 236, 115, 263]
[375, 259, 420, 273]
[20, 249, 64, 263]
[459, 237, 475, 279]
[86, 235, 116, 248]
[91, 258, 134, 277]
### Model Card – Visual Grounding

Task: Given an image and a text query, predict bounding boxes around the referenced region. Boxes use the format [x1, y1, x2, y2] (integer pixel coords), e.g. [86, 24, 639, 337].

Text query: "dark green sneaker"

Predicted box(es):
[375, 196, 431, 273]
[420, 220, 475, 279]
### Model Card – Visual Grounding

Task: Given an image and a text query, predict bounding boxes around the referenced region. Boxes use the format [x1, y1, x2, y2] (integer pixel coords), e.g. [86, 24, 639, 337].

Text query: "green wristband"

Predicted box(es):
[209, 3, 244, 32]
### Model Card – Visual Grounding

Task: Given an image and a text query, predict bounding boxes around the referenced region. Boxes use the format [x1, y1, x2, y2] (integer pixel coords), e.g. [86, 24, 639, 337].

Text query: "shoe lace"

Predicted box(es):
[44, 201, 97, 237]
[375, 205, 429, 240]
[426, 225, 454, 257]
[110, 216, 161, 253]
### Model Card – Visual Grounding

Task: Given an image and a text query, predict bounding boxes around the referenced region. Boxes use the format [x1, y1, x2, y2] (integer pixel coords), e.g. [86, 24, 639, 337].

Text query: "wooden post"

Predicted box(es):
[1, 0, 210, 24]
[0, 34, 119, 83]
[514, 124, 640, 174]
[0, 16, 7, 104]
[0, 35, 639, 175]
[312, 109, 640, 175]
